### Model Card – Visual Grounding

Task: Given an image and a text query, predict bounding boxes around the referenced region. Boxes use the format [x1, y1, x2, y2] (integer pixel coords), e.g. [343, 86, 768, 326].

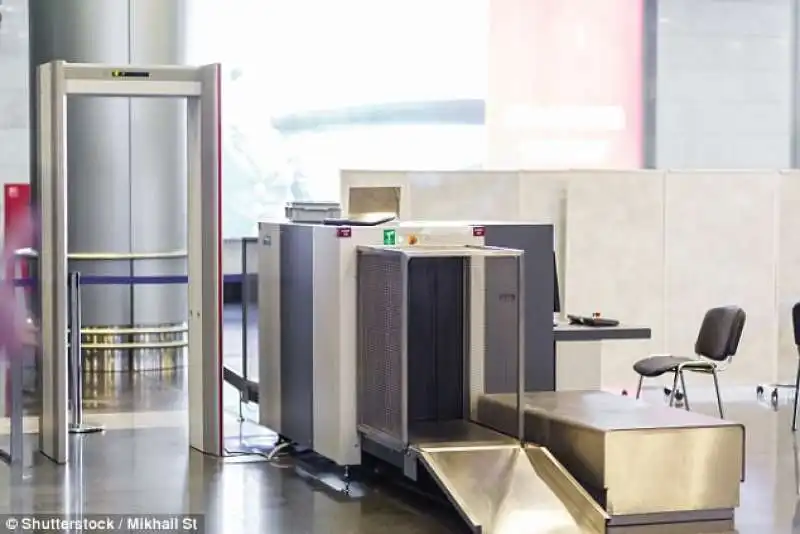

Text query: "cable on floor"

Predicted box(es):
[222, 440, 294, 468]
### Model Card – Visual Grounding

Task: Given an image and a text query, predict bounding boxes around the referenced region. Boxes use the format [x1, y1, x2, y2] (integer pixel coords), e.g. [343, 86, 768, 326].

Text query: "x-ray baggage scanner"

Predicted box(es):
[258, 220, 557, 467]
[259, 217, 746, 532]
[36, 61, 223, 463]
[258, 220, 610, 532]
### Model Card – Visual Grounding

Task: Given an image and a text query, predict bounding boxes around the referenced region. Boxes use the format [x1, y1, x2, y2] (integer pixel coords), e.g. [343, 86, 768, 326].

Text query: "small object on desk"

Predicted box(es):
[567, 314, 620, 327]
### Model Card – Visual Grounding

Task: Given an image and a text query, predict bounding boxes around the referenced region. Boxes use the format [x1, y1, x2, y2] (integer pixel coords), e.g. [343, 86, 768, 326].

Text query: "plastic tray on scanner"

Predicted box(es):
[284, 201, 342, 223]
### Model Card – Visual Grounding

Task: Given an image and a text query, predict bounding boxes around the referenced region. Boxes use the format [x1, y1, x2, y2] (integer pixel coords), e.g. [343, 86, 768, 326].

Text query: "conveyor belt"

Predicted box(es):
[476, 391, 745, 526]
[406, 421, 607, 534]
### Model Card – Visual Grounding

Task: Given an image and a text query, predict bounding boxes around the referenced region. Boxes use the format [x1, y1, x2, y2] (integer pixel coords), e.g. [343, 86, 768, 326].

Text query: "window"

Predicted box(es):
[187, 0, 488, 237]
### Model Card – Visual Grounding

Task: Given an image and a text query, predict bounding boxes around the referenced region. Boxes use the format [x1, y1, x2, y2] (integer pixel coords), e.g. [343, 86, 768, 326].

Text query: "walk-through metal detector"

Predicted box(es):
[36, 61, 223, 463]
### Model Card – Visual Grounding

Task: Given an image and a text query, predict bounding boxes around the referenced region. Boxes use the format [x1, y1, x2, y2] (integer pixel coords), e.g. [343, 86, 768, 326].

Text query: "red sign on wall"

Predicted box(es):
[4, 183, 31, 280]
[487, 0, 644, 169]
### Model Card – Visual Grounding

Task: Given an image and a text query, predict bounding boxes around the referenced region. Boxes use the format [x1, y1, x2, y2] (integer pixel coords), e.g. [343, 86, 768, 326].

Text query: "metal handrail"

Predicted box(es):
[13, 244, 233, 358]
[80, 325, 187, 335]
[68, 250, 187, 260]
[15, 249, 188, 261]
[82, 341, 187, 350]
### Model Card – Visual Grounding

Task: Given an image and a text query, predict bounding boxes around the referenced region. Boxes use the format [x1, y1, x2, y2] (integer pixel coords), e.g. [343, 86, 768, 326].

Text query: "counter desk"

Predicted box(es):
[554, 323, 652, 391]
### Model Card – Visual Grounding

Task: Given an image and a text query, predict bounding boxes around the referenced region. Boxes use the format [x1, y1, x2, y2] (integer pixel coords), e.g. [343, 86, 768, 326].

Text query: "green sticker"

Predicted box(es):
[383, 229, 397, 245]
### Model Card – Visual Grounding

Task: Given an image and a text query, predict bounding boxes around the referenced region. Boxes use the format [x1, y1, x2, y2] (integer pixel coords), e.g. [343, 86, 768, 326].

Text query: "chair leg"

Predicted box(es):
[635, 376, 644, 399]
[678, 369, 690, 411]
[711, 368, 724, 419]
[792, 351, 800, 431]
[668, 371, 680, 407]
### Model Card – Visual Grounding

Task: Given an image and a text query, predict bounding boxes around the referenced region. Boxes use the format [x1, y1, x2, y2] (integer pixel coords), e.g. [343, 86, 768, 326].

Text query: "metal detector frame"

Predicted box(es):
[36, 61, 224, 463]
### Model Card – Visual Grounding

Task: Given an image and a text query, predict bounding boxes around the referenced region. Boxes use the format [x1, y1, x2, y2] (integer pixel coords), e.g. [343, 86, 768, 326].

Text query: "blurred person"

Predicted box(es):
[0, 209, 38, 350]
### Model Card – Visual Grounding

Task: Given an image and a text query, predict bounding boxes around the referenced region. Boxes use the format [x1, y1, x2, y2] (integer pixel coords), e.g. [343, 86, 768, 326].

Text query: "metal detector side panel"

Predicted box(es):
[37, 61, 69, 463]
[186, 63, 223, 456]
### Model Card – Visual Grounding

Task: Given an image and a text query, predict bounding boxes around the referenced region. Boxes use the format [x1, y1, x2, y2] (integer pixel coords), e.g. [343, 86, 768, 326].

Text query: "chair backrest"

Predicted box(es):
[793, 302, 800, 347]
[694, 306, 746, 362]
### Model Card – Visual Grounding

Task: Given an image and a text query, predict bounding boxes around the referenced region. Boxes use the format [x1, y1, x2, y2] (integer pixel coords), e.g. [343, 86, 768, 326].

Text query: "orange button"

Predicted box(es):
[408, 235, 418, 245]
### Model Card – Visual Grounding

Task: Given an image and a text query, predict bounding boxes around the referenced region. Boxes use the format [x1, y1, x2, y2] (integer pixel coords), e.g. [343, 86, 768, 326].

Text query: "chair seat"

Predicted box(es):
[633, 355, 714, 377]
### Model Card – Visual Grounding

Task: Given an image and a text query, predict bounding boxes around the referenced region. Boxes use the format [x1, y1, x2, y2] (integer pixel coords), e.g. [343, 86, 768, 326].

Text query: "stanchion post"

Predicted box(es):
[68, 272, 80, 424]
[240, 239, 249, 387]
[6, 251, 30, 466]
[68, 272, 102, 434]
[236, 238, 250, 422]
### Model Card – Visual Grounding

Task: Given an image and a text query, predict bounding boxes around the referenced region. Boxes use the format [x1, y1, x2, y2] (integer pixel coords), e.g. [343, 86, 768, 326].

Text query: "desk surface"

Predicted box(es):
[554, 323, 651, 342]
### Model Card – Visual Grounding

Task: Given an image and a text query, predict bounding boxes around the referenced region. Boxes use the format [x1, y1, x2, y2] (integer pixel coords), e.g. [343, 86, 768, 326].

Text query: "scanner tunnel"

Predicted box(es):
[355, 244, 605, 534]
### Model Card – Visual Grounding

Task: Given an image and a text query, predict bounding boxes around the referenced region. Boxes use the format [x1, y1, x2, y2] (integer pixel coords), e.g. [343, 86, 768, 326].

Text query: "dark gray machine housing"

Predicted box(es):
[484, 224, 555, 392]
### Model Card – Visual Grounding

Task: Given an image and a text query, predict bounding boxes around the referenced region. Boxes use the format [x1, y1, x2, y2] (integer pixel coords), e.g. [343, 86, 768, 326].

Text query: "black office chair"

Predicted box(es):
[790, 303, 800, 431]
[633, 306, 746, 419]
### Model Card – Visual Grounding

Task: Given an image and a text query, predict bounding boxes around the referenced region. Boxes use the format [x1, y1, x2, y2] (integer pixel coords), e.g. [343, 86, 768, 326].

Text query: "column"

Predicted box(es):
[28, 0, 187, 370]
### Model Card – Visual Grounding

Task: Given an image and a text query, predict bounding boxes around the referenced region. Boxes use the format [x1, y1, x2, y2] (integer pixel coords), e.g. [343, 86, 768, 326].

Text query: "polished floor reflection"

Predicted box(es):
[0, 428, 466, 533]
[0, 385, 794, 533]
[0, 300, 796, 533]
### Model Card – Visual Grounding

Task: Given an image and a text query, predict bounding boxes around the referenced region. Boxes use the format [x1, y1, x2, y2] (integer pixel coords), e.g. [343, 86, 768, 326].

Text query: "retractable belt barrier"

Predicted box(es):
[7, 271, 247, 435]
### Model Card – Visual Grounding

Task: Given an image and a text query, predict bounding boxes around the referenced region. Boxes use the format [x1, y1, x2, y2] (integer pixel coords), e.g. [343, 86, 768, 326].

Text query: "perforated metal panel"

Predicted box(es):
[357, 251, 405, 441]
